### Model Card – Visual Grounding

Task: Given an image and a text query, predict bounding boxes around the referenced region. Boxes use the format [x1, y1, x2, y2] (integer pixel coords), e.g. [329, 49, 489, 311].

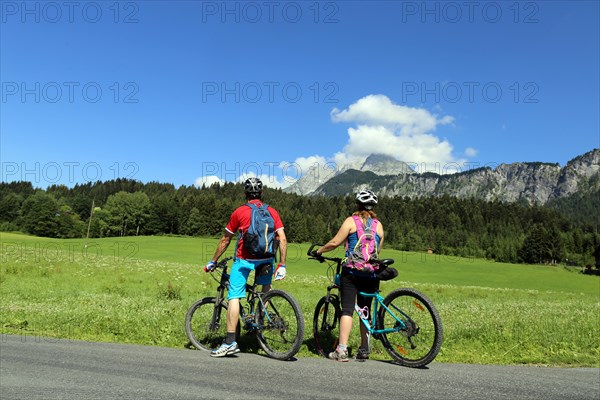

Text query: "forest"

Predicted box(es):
[1, 179, 598, 267]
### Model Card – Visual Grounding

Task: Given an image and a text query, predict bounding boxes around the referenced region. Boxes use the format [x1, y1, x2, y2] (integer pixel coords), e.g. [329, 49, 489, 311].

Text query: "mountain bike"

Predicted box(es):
[308, 244, 443, 368]
[185, 257, 305, 360]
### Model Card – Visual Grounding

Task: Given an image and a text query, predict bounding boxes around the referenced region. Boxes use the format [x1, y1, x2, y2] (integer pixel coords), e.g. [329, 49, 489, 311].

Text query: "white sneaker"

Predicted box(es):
[328, 347, 349, 362]
[210, 341, 240, 357]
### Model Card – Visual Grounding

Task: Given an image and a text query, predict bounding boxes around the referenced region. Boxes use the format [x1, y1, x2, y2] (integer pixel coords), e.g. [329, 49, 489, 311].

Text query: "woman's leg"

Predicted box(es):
[339, 315, 353, 346]
[338, 273, 358, 347]
[356, 277, 379, 350]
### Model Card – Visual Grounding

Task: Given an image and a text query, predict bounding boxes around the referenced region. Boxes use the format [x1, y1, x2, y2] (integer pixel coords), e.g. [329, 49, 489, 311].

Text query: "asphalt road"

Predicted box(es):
[1, 334, 598, 400]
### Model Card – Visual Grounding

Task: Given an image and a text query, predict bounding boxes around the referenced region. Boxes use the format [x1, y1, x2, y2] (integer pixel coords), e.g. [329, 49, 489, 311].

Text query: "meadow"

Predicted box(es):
[1, 232, 598, 367]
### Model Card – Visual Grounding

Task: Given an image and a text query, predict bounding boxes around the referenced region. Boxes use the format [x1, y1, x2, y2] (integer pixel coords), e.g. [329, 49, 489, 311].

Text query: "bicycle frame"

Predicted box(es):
[241, 284, 276, 332]
[309, 245, 406, 336]
[208, 258, 274, 332]
[309, 243, 443, 367]
[187, 257, 305, 361]
[355, 291, 407, 336]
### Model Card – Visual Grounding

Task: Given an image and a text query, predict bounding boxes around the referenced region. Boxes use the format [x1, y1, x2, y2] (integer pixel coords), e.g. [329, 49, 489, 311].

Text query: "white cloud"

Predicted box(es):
[237, 172, 293, 190]
[329, 95, 464, 167]
[195, 172, 294, 190]
[465, 147, 478, 157]
[194, 95, 475, 186]
[194, 175, 224, 187]
[331, 94, 454, 136]
[331, 152, 365, 171]
[279, 155, 328, 177]
[340, 125, 456, 165]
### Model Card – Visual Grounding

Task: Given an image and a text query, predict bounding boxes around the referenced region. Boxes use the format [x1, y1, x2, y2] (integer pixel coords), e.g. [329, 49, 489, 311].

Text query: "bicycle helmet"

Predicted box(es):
[243, 177, 263, 194]
[355, 190, 378, 210]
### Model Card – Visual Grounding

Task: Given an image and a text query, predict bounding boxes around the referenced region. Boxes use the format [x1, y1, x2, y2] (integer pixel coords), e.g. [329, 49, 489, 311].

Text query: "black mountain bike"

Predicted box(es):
[309, 244, 443, 368]
[185, 257, 305, 360]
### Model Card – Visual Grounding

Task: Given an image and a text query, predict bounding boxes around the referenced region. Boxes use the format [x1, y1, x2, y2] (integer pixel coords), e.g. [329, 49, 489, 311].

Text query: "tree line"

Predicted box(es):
[1, 179, 598, 267]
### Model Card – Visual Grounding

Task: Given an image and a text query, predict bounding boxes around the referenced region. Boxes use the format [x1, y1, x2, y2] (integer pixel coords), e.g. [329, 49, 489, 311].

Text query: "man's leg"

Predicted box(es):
[257, 262, 274, 294]
[227, 298, 240, 333]
[211, 260, 250, 357]
[260, 284, 271, 293]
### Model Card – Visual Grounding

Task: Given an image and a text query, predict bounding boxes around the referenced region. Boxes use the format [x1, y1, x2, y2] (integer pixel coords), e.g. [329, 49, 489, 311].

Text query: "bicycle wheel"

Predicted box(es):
[312, 294, 341, 358]
[255, 289, 305, 360]
[185, 297, 229, 351]
[376, 288, 443, 368]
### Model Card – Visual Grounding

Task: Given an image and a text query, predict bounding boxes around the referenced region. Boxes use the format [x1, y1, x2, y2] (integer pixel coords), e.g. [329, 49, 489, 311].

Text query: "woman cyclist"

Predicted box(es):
[312, 189, 393, 362]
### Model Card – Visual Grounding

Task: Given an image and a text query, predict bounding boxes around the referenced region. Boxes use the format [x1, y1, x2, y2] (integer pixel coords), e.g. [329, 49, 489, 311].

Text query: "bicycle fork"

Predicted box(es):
[211, 291, 225, 331]
[354, 295, 415, 352]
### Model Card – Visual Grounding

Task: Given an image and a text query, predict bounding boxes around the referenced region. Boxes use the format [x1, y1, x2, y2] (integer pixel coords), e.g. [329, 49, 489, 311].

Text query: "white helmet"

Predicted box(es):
[355, 190, 378, 210]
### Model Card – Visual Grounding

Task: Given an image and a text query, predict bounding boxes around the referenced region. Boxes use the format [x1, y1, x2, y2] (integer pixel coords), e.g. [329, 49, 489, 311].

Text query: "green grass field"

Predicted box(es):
[1, 232, 598, 366]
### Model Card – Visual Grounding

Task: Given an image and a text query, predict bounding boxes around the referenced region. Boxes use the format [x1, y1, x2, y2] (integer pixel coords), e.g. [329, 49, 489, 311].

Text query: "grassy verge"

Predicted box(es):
[1, 232, 598, 366]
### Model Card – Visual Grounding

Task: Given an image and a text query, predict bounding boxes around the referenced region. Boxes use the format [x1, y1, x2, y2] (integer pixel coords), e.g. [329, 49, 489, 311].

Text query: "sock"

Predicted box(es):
[337, 344, 347, 352]
[225, 332, 236, 345]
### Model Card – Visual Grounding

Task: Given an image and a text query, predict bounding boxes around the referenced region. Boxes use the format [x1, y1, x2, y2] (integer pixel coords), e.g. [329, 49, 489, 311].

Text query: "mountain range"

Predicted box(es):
[284, 149, 600, 206]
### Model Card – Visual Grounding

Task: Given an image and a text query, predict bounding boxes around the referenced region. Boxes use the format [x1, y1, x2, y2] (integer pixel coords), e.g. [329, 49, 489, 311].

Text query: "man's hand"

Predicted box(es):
[204, 260, 217, 272]
[273, 264, 286, 281]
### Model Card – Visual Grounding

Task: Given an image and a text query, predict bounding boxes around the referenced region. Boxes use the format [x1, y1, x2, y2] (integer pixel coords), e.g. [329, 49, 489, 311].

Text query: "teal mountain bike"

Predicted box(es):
[308, 244, 443, 368]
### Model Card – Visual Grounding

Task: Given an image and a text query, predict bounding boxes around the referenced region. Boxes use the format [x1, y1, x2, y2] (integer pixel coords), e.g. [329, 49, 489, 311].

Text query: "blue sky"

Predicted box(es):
[1, 0, 599, 189]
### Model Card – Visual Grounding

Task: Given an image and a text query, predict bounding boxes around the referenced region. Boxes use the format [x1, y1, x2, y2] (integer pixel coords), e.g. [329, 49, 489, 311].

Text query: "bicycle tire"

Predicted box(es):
[185, 297, 230, 351]
[376, 288, 443, 368]
[312, 295, 341, 358]
[255, 289, 305, 360]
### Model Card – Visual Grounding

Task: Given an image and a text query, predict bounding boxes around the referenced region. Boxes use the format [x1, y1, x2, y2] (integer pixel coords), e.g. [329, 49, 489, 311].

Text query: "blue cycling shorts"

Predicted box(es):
[227, 258, 274, 300]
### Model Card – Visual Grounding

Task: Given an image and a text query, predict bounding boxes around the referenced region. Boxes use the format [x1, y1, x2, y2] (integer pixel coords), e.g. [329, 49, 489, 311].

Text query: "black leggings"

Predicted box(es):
[339, 270, 380, 317]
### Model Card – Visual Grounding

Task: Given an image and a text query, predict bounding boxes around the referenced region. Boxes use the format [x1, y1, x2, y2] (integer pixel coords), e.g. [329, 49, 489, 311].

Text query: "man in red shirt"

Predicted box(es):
[204, 177, 287, 357]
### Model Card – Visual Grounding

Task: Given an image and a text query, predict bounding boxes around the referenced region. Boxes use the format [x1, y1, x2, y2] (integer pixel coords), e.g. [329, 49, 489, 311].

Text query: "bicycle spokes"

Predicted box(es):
[261, 301, 289, 337]
[412, 301, 425, 312]
[185, 298, 229, 351]
[378, 288, 443, 368]
[255, 289, 305, 360]
[313, 296, 341, 358]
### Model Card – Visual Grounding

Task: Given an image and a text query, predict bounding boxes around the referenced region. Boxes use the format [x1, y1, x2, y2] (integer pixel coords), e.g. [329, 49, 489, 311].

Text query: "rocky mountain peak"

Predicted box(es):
[284, 153, 415, 195]
[310, 148, 600, 206]
[360, 154, 415, 175]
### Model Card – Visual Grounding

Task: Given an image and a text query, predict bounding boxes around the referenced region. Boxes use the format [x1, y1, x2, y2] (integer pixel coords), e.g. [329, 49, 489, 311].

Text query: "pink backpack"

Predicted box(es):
[345, 216, 379, 273]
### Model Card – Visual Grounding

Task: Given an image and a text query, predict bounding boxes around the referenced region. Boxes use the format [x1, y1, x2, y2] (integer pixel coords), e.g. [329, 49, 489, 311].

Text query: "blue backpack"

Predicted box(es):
[242, 203, 276, 259]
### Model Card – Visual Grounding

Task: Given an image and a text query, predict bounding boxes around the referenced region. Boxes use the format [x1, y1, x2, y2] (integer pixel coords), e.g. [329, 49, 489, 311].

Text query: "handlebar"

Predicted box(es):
[307, 243, 342, 264]
[218, 257, 233, 267]
[307, 243, 395, 268]
[205, 256, 234, 272]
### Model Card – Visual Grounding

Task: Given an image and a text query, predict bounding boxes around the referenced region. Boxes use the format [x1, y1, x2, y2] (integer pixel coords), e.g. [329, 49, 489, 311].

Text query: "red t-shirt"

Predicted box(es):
[225, 199, 284, 260]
